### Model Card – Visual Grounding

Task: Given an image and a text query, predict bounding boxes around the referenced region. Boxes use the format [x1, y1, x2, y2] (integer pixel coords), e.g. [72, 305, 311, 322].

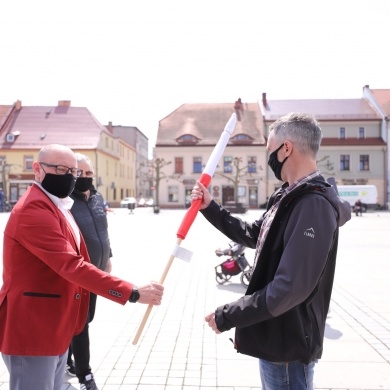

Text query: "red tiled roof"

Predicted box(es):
[0, 105, 109, 150]
[0, 105, 13, 130]
[262, 99, 381, 122]
[321, 137, 386, 146]
[370, 89, 390, 117]
[157, 103, 265, 146]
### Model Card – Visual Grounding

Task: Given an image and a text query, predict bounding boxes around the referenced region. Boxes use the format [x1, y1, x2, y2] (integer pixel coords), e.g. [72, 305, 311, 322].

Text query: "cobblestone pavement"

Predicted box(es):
[0, 207, 389, 389]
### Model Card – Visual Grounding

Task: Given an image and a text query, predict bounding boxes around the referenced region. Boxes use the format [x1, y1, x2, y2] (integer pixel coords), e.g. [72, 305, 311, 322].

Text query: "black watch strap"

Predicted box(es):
[129, 287, 140, 303]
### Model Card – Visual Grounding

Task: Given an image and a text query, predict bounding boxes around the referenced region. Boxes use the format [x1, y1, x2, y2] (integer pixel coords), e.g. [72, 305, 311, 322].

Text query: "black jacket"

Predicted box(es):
[201, 175, 351, 364]
[70, 187, 112, 271]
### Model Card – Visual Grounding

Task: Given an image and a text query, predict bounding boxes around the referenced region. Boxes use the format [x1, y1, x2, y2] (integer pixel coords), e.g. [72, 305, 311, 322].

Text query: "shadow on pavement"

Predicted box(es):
[216, 282, 247, 294]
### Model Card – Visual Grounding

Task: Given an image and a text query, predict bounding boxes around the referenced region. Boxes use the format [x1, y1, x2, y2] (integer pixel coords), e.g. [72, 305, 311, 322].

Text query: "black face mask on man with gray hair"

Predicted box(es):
[74, 177, 93, 193]
[268, 143, 289, 181]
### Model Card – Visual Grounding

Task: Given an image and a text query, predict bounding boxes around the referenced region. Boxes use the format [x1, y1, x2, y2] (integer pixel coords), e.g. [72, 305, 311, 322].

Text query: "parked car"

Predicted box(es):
[145, 198, 154, 207]
[120, 197, 136, 208]
[337, 185, 378, 211]
[137, 198, 146, 207]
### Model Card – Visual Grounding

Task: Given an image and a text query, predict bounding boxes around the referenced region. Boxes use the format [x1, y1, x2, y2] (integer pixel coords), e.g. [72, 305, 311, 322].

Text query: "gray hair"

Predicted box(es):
[270, 112, 322, 157]
[75, 153, 92, 167]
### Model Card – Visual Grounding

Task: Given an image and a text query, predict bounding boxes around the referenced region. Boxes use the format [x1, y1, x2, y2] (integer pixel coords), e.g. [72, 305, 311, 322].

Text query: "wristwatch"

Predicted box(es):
[129, 286, 140, 303]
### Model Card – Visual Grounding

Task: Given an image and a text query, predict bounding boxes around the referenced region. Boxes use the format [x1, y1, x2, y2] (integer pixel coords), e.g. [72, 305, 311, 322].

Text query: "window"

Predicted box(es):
[168, 185, 179, 202]
[231, 134, 253, 144]
[224, 156, 233, 173]
[177, 134, 198, 144]
[358, 127, 365, 139]
[237, 186, 246, 196]
[339, 127, 346, 139]
[248, 156, 256, 173]
[175, 157, 183, 174]
[360, 155, 369, 171]
[24, 155, 34, 171]
[340, 155, 350, 171]
[193, 157, 202, 173]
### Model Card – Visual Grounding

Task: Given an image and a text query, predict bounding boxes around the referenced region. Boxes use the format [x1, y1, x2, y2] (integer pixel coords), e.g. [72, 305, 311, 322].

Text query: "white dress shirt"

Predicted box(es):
[33, 182, 81, 249]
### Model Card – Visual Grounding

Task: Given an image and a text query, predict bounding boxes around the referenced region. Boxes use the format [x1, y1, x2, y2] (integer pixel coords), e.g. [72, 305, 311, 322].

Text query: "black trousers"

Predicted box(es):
[67, 293, 97, 382]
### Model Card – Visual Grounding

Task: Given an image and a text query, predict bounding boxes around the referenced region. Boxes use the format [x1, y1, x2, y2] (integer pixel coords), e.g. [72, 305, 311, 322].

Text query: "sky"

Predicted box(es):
[0, 0, 389, 149]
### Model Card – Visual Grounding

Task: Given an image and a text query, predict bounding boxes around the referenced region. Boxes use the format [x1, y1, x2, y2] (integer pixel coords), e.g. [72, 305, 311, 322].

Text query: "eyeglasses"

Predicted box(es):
[39, 162, 82, 177]
[79, 170, 94, 178]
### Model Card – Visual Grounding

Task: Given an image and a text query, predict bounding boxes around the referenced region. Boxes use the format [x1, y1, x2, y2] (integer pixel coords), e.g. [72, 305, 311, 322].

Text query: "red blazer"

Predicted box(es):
[0, 185, 133, 356]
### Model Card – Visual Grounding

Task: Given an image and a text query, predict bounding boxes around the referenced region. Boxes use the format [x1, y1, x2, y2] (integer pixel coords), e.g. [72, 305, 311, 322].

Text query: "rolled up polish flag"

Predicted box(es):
[177, 112, 237, 240]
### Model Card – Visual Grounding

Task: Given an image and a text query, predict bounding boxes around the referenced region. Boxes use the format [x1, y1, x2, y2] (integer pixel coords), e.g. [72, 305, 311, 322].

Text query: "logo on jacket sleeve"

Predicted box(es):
[304, 227, 315, 238]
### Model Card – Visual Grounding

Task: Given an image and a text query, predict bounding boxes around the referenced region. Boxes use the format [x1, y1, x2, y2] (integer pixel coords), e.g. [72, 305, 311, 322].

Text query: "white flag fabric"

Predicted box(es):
[172, 244, 193, 262]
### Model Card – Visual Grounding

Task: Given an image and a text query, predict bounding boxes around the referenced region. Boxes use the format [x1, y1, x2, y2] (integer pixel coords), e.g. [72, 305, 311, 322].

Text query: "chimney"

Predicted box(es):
[234, 98, 243, 121]
[15, 100, 22, 110]
[58, 100, 71, 107]
[262, 93, 267, 108]
[107, 121, 113, 133]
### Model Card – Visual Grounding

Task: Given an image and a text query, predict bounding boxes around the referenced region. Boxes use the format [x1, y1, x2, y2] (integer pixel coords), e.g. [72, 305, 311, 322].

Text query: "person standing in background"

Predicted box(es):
[354, 199, 363, 216]
[0, 188, 4, 212]
[65, 153, 112, 390]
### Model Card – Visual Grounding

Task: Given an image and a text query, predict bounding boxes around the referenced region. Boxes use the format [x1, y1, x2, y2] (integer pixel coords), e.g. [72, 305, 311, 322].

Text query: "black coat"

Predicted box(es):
[70, 187, 112, 271]
[201, 175, 351, 364]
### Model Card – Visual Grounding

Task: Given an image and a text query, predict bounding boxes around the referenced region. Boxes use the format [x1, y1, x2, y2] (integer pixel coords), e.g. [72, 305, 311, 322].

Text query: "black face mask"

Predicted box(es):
[41, 173, 76, 198]
[268, 143, 288, 181]
[75, 177, 93, 192]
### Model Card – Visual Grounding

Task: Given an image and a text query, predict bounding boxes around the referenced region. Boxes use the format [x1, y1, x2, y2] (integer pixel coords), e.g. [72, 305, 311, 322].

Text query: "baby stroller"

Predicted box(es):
[215, 242, 252, 286]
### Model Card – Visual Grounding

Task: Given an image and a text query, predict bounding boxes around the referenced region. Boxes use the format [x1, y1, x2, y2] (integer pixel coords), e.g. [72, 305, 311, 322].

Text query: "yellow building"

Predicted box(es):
[0, 100, 136, 207]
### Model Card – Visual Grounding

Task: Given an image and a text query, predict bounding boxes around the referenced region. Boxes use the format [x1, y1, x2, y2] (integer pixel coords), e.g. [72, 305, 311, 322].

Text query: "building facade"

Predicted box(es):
[362, 85, 390, 206]
[154, 94, 387, 209]
[154, 101, 266, 209]
[261, 93, 386, 206]
[0, 100, 136, 207]
[106, 123, 150, 199]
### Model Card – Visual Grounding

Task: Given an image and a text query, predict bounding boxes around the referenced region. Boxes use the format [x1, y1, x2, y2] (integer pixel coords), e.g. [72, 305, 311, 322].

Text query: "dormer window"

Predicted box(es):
[231, 134, 253, 144]
[177, 134, 198, 144]
[6, 130, 21, 143]
[6, 134, 15, 143]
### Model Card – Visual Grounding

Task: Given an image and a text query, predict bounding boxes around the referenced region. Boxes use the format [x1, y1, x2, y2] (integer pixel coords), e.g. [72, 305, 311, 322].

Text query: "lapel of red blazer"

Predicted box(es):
[31, 185, 81, 254]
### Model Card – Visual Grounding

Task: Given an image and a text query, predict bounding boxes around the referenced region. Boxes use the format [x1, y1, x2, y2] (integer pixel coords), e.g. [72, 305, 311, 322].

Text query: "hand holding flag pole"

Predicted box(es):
[132, 113, 237, 345]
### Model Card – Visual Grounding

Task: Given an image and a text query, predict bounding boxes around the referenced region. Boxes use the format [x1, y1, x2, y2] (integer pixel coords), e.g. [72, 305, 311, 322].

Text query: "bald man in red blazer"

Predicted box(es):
[0, 144, 163, 390]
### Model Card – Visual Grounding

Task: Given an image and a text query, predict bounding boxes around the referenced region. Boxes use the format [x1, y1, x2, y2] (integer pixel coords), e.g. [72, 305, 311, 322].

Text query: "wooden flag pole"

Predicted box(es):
[132, 113, 236, 346]
[132, 237, 182, 345]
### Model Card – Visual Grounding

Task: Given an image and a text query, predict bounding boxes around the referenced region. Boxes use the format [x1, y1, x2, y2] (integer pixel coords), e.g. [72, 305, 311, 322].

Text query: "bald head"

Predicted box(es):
[34, 144, 78, 182]
[38, 144, 76, 165]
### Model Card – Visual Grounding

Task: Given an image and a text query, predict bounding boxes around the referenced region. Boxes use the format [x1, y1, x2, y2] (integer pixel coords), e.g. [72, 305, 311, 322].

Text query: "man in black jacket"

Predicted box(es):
[191, 113, 351, 389]
[66, 153, 112, 390]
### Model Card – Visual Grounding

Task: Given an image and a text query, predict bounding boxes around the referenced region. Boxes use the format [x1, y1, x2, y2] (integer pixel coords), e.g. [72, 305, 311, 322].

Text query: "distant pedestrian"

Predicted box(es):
[0, 189, 4, 212]
[354, 199, 363, 216]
